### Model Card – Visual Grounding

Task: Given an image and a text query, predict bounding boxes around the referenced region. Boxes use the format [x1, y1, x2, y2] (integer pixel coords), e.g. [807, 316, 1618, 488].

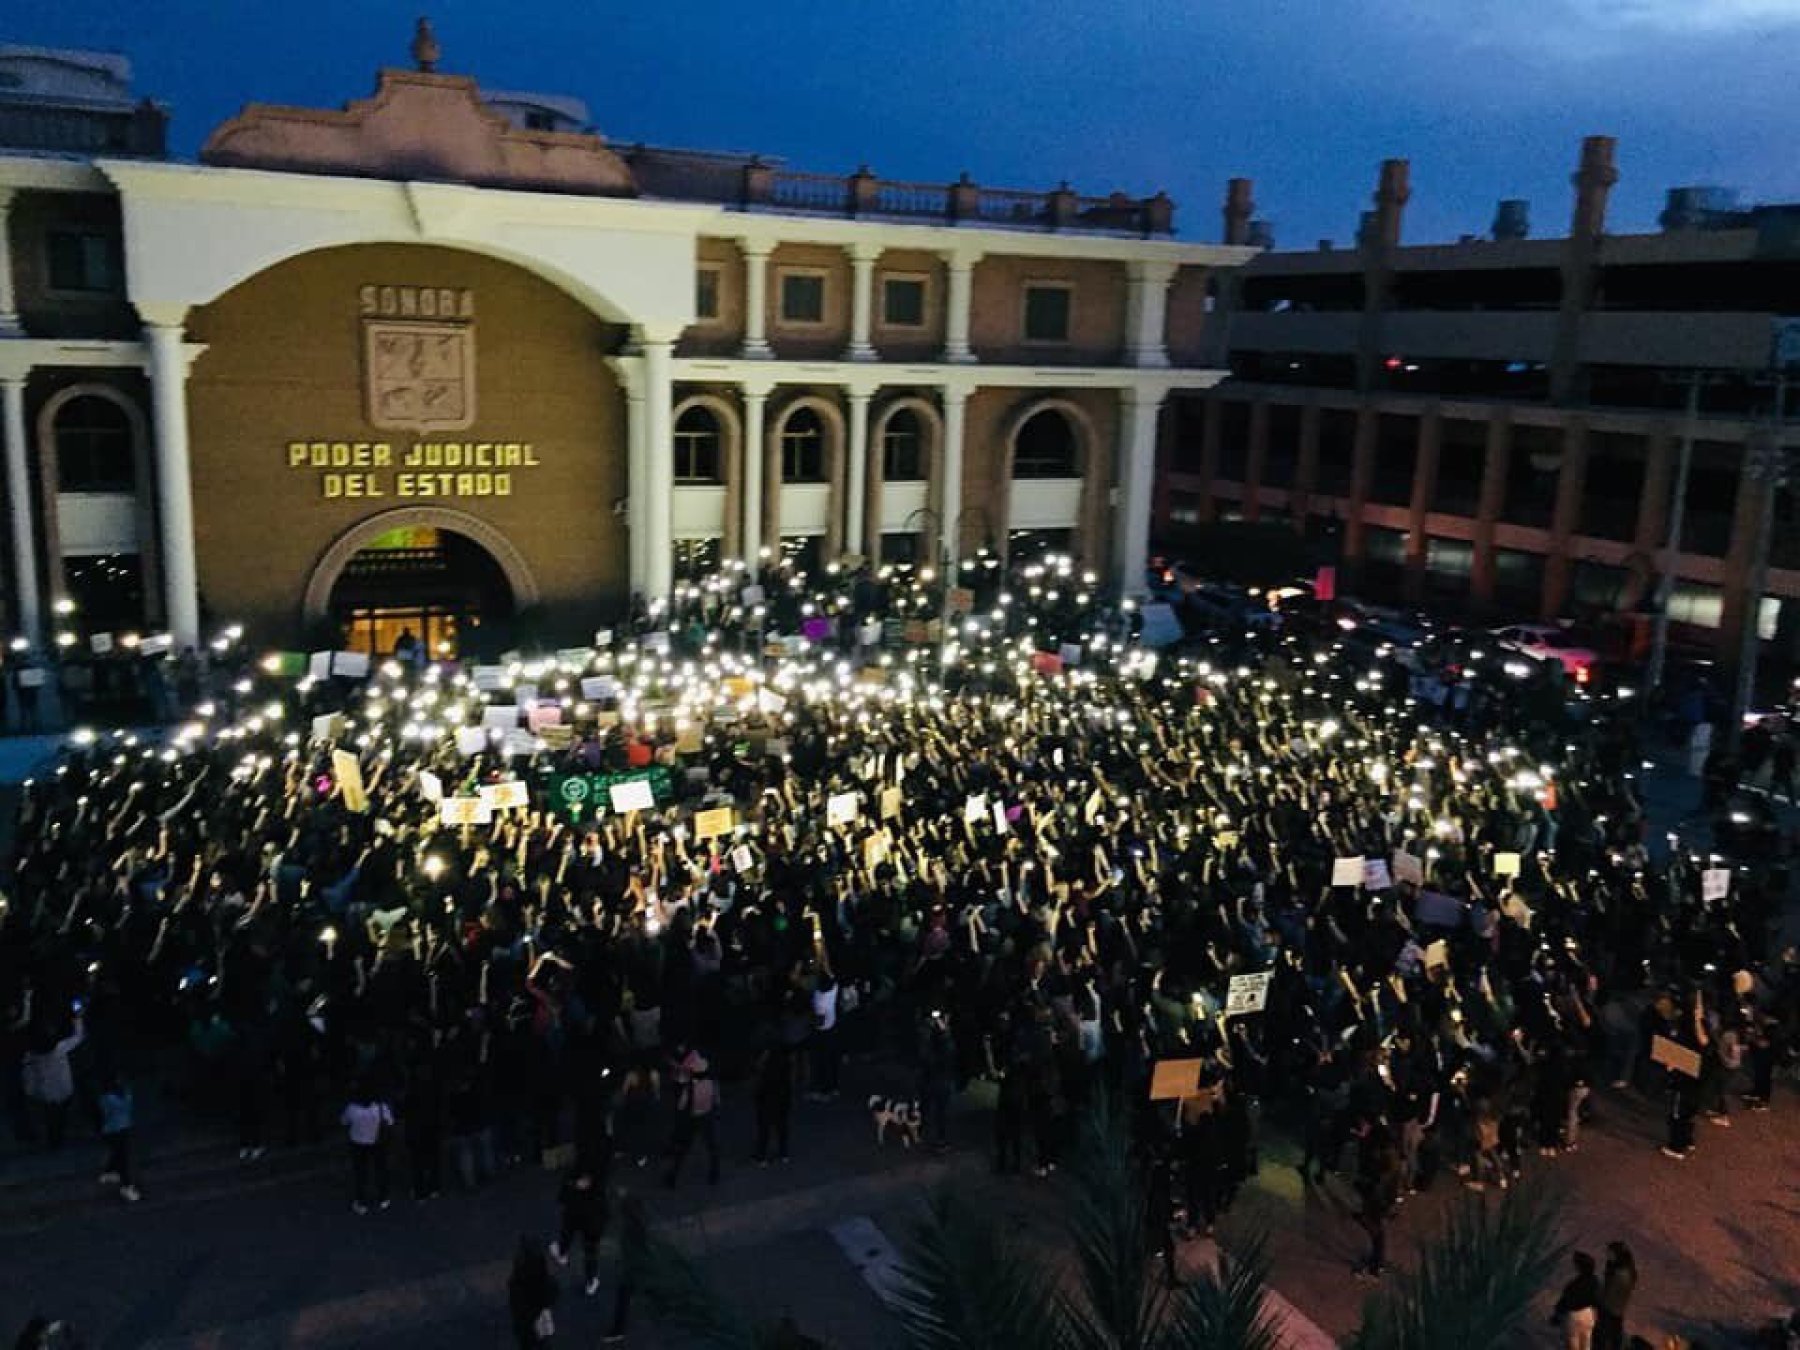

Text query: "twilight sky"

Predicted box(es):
[13, 0, 1800, 248]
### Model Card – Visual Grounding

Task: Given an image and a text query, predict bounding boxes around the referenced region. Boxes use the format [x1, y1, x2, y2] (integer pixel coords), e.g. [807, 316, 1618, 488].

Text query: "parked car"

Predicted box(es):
[1491, 622, 1600, 683]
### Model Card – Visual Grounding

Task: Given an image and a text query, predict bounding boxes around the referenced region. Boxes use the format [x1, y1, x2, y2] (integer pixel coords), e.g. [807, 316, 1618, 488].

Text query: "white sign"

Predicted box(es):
[455, 727, 489, 757]
[1494, 851, 1522, 878]
[1226, 971, 1273, 1016]
[1702, 867, 1731, 902]
[643, 631, 671, 653]
[1362, 858, 1393, 891]
[1059, 643, 1083, 667]
[1331, 856, 1365, 887]
[580, 675, 618, 701]
[309, 713, 343, 744]
[609, 778, 656, 813]
[1392, 851, 1425, 887]
[731, 844, 755, 874]
[483, 705, 520, 730]
[991, 801, 1010, 834]
[418, 770, 444, 803]
[89, 633, 113, 655]
[501, 729, 538, 758]
[740, 584, 765, 608]
[757, 688, 788, 715]
[964, 793, 988, 824]
[472, 665, 507, 693]
[827, 792, 860, 826]
[438, 796, 493, 827]
[480, 780, 530, 811]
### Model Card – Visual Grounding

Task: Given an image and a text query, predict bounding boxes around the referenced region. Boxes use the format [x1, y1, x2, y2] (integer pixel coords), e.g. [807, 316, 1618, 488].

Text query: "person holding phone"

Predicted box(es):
[21, 1009, 84, 1152]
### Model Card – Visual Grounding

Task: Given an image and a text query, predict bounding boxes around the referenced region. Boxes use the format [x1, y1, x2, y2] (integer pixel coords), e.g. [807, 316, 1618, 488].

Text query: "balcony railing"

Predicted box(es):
[619, 144, 1175, 237]
[0, 98, 168, 158]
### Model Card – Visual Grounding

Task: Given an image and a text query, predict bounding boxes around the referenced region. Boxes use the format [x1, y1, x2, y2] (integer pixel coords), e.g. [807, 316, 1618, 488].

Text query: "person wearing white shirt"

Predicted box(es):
[341, 1090, 394, 1213]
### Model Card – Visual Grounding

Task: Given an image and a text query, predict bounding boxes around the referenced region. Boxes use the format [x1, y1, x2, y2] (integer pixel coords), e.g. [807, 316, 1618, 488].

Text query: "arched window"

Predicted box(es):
[54, 395, 135, 493]
[781, 406, 825, 483]
[881, 408, 924, 482]
[1012, 409, 1078, 479]
[673, 405, 723, 484]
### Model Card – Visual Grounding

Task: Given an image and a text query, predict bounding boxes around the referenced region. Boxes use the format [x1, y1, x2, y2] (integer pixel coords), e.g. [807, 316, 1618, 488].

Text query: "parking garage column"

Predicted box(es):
[1242, 400, 1269, 523]
[1471, 415, 1511, 608]
[1542, 418, 1589, 618]
[144, 313, 200, 649]
[1405, 408, 1442, 600]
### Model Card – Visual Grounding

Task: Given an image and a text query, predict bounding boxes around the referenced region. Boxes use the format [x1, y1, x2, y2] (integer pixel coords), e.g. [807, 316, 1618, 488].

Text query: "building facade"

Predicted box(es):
[0, 25, 1250, 654]
[1162, 138, 1800, 663]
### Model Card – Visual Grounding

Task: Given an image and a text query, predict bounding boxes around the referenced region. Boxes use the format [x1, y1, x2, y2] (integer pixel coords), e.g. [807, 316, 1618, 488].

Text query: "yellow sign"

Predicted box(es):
[333, 749, 368, 813]
[285, 441, 542, 500]
[694, 807, 735, 841]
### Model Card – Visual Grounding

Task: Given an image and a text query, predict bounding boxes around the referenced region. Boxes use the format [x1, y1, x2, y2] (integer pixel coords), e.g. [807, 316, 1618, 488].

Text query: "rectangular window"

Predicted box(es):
[881, 276, 926, 328]
[779, 271, 826, 325]
[1022, 283, 1072, 343]
[880, 531, 921, 565]
[673, 537, 721, 581]
[695, 265, 721, 321]
[47, 231, 120, 293]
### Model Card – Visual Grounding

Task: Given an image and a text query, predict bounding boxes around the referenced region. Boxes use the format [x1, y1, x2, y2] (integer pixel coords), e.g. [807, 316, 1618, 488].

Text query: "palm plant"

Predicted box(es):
[1345, 1181, 1566, 1350]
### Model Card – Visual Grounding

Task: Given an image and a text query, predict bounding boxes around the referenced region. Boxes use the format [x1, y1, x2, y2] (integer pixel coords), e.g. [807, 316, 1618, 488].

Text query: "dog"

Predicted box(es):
[868, 1094, 923, 1148]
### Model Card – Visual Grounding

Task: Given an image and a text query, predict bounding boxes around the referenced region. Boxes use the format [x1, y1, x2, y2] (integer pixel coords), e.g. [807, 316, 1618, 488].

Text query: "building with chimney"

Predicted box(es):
[1166, 138, 1800, 663]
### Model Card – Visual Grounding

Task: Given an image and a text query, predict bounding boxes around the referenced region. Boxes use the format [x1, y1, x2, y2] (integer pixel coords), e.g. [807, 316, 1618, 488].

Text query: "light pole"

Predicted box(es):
[1726, 329, 1794, 746]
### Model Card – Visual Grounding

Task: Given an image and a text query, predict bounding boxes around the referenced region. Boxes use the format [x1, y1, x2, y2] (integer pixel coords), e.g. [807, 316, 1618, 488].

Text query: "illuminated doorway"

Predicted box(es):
[327, 525, 515, 659]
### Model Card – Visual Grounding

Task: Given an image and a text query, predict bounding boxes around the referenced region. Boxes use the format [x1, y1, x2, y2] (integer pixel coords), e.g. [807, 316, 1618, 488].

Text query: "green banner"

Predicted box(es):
[549, 766, 675, 817]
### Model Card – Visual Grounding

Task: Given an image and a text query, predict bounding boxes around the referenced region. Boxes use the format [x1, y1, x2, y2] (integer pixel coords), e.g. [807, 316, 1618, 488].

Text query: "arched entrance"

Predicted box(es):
[304, 507, 539, 658]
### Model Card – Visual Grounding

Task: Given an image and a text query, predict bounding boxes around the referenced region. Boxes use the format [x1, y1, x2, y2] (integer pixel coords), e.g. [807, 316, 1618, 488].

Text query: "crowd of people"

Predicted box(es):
[3, 552, 1797, 1349]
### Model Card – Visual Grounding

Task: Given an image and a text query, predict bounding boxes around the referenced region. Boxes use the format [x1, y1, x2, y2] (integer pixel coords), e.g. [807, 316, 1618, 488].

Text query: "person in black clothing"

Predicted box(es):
[507, 1234, 558, 1348]
[751, 1032, 794, 1165]
[403, 1046, 445, 1201]
[1551, 1249, 1600, 1349]
[549, 1164, 609, 1297]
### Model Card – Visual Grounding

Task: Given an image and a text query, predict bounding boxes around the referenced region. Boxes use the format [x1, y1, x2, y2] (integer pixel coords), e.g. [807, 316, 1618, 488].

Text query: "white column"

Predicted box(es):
[624, 370, 648, 596]
[1124, 261, 1176, 369]
[1, 375, 40, 643]
[641, 333, 676, 602]
[741, 381, 770, 564]
[741, 241, 772, 359]
[940, 385, 968, 565]
[1114, 386, 1164, 593]
[845, 387, 873, 556]
[0, 192, 20, 335]
[941, 250, 981, 364]
[145, 319, 200, 648]
[848, 243, 880, 361]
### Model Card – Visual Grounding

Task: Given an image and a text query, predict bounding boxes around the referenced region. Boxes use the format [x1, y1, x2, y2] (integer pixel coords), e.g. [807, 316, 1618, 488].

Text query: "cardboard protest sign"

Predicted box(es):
[455, 727, 489, 757]
[556, 647, 591, 669]
[643, 631, 671, 653]
[1226, 971, 1273, 1016]
[1415, 891, 1466, 929]
[609, 778, 656, 814]
[1423, 939, 1450, 973]
[515, 684, 539, 709]
[758, 688, 788, 715]
[479, 780, 530, 811]
[334, 651, 371, 679]
[1702, 868, 1731, 902]
[1331, 856, 1365, 888]
[1362, 858, 1393, 891]
[880, 785, 903, 821]
[418, 770, 444, 803]
[1392, 851, 1425, 887]
[439, 797, 493, 827]
[527, 703, 563, 732]
[1494, 851, 1522, 878]
[1148, 1058, 1205, 1101]
[471, 665, 507, 693]
[310, 713, 343, 744]
[501, 729, 538, 759]
[675, 723, 705, 754]
[731, 844, 755, 874]
[483, 705, 520, 730]
[137, 633, 173, 656]
[723, 676, 755, 701]
[539, 725, 574, 751]
[332, 750, 368, 812]
[991, 801, 1010, 834]
[827, 792, 860, 827]
[863, 832, 891, 869]
[1651, 1035, 1702, 1078]
[964, 793, 988, 824]
[580, 675, 618, 701]
[694, 806, 735, 841]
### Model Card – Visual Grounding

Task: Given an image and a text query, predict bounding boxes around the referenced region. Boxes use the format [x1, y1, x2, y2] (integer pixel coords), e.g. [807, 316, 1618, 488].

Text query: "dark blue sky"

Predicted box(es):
[15, 0, 1800, 247]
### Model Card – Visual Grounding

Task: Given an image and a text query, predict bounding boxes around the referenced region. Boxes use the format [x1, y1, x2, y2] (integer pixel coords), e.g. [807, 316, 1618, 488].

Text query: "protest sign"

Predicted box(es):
[483, 705, 520, 730]
[1059, 643, 1083, 667]
[580, 675, 618, 701]
[417, 770, 444, 803]
[1423, 939, 1450, 973]
[471, 665, 506, 692]
[1651, 1035, 1701, 1078]
[439, 797, 492, 827]
[501, 729, 538, 758]
[1362, 858, 1393, 891]
[643, 631, 670, 653]
[740, 584, 765, 608]
[1031, 651, 1064, 676]
[310, 713, 343, 744]
[332, 750, 367, 813]
[89, 633, 113, 655]
[675, 723, 705, 754]
[1392, 851, 1425, 887]
[991, 801, 1010, 833]
[964, 793, 988, 824]
[731, 844, 755, 874]
[1331, 856, 1365, 888]
[527, 703, 563, 732]
[609, 779, 655, 814]
[881, 785, 903, 821]
[694, 806, 735, 840]
[1494, 851, 1522, 878]
[1148, 1058, 1205, 1101]
[455, 727, 489, 757]
[758, 688, 788, 715]
[1702, 868, 1731, 902]
[946, 587, 975, 615]
[1226, 971, 1273, 1016]
[827, 792, 860, 826]
[479, 780, 530, 811]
